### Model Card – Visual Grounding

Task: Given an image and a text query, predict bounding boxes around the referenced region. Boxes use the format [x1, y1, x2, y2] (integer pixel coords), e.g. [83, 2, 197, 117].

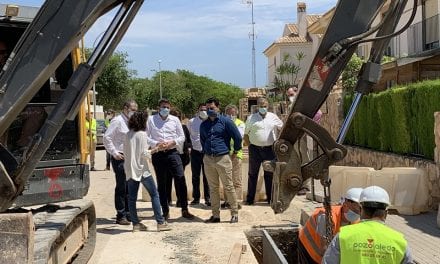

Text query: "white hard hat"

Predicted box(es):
[359, 186, 390, 208]
[344, 188, 363, 203]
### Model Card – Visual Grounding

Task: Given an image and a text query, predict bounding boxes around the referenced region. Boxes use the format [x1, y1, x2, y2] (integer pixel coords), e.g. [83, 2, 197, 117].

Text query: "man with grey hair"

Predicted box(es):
[222, 104, 245, 208]
[243, 97, 283, 205]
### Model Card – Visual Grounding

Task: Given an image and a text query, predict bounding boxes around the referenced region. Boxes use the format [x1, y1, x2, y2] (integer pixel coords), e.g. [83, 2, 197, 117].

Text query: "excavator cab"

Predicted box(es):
[0, 4, 89, 208]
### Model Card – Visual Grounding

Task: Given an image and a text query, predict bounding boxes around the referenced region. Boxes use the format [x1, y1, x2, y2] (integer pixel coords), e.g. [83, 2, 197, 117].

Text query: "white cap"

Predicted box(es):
[344, 188, 363, 203]
[359, 186, 390, 208]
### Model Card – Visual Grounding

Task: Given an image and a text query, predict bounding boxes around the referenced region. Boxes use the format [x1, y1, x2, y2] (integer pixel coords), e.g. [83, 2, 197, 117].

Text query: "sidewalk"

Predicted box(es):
[301, 181, 440, 264]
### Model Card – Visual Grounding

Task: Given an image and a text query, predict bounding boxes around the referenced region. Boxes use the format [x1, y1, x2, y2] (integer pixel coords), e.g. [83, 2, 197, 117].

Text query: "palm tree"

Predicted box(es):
[273, 52, 304, 101]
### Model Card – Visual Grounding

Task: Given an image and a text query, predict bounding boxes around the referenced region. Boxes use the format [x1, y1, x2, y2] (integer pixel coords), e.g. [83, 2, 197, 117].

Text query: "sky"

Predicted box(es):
[8, 0, 337, 88]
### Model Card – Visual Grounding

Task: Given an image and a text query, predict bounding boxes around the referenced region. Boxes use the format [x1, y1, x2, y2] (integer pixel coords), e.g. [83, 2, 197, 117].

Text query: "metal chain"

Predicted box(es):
[323, 179, 334, 246]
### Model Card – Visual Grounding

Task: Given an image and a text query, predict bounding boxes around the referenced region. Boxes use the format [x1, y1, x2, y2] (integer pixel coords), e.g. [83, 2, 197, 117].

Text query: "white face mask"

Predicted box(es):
[128, 111, 135, 118]
[227, 114, 237, 121]
[344, 209, 360, 223]
[289, 96, 296, 103]
[199, 111, 208, 120]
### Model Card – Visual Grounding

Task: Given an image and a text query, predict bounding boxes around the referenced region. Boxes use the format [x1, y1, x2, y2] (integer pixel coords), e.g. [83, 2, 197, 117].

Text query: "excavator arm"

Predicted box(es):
[267, 0, 417, 214]
[0, 0, 145, 211]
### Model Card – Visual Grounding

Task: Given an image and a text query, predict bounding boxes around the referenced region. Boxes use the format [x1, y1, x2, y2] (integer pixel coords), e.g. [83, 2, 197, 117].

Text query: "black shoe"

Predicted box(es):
[176, 200, 182, 208]
[205, 216, 220, 223]
[182, 210, 194, 220]
[190, 200, 200, 205]
[230, 215, 238, 223]
[221, 202, 230, 209]
[105, 166, 110, 171]
[163, 212, 170, 221]
[244, 201, 254, 205]
[90, 167, 96, 171]
[116, 217, 130, 225]
[205, 201, 211, 206]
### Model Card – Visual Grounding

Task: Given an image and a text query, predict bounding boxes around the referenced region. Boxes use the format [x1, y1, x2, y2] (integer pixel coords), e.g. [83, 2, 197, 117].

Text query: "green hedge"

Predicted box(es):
[344, 79, 440, 159]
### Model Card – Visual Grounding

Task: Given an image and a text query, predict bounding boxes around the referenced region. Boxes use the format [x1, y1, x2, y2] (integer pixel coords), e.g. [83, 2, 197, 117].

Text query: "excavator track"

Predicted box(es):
[33, 199, 96, 264]
[0, 199, 96, 264]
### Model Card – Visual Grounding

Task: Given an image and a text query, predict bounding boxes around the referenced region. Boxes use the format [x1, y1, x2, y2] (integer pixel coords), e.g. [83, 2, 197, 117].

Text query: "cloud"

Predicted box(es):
[85, 0, 337, 45]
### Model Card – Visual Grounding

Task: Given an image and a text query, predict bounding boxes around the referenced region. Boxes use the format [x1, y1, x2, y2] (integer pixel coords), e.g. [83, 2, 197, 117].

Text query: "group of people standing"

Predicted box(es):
[102, 95, 285, 230]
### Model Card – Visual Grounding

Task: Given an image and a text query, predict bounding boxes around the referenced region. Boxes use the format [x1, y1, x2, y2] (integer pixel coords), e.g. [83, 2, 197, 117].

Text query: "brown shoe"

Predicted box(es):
[116, 217, 130, 225]
[132, 223, 148, 232]
[182, 210, 194, 219]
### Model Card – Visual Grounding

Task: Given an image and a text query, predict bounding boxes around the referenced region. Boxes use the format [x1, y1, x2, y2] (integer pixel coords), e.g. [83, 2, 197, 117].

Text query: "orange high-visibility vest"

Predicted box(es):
[299, 205, 343, 263]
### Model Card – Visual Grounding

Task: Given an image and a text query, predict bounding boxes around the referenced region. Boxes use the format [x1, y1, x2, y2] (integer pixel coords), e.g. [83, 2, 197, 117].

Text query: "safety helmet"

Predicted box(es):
[359, 186, 390, 208]
[344, 188, 363, 203]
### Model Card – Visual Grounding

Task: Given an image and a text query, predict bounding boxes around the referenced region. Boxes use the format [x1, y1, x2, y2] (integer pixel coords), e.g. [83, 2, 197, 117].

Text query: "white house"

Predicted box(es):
[263, 2, 320, 91]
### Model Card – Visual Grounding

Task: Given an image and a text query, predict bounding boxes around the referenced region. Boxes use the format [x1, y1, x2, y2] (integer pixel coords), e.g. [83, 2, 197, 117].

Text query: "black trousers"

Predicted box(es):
[190, 149, 210, 201]
[152, 149, 189, 214]
[111, 158, 129, 219]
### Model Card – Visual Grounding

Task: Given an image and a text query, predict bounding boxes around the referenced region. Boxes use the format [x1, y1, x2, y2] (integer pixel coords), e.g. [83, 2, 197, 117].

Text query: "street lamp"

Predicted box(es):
[158, 60, 162, 99]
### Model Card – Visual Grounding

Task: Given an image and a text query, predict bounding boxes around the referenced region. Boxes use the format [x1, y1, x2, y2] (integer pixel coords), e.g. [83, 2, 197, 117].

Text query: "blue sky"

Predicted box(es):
[8, 0, 337, 88]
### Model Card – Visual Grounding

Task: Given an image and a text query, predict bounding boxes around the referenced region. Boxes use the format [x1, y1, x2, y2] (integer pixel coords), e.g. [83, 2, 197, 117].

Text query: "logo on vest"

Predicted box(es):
[352, 238, 396, 259]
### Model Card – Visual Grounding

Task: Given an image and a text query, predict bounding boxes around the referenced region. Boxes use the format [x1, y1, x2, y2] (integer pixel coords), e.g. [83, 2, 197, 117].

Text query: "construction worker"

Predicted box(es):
[222, 104, 245, 209]
[298, 187, 364, 263]
[85, 110, 97, 171]
[322, 186, 413, 264]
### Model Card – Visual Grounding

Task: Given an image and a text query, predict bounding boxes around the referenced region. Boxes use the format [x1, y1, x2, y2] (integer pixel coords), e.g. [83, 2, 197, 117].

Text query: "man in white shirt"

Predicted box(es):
[147, 98, 195, 220]
[104, 99, 138, 225]
[188, 103, 210, 206]
[243, 97, 283, 205]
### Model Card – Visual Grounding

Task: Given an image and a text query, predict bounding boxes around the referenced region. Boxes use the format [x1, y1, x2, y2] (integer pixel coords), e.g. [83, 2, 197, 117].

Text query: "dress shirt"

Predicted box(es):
[146, 114, 184, 149]
[104, 113, 129, 157]
[244, 112, 283, 146]
[188, 116, 204, 151]
[200, 115, 242, 156]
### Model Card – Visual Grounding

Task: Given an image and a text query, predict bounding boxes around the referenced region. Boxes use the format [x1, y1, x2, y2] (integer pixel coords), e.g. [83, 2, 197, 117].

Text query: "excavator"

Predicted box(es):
[0, 1, 145, 263]
[0, 0, 417, 263]
[258, 0, 418, 262]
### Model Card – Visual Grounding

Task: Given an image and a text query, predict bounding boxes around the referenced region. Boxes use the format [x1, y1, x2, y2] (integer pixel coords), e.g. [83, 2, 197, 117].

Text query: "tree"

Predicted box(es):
[341, 53, 364, 94]
[89, 50, 134, 110]
[273, 52, 304, 101]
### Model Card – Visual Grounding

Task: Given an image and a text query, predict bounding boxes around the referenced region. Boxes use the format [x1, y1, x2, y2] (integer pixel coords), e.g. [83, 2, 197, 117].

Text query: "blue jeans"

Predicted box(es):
[111, 158, 129, 219]
[127, 177, 165, 225]
[246, 144, 275, 203]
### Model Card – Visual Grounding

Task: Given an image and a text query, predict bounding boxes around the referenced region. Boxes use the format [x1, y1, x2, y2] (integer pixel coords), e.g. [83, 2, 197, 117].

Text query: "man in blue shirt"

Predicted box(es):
[200, 97, 242, 223]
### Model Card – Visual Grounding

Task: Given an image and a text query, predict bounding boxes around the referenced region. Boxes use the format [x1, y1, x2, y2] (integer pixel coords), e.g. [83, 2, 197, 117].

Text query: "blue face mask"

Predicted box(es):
[160, 107, 170, 117]
[344, 209, 360, 223]
[207, 109, 217, 117]
[259, 107, 267, 115]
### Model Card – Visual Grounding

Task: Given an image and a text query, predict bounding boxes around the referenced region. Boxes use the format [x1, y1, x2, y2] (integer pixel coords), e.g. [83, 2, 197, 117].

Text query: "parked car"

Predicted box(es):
[96, 119, 107, 148]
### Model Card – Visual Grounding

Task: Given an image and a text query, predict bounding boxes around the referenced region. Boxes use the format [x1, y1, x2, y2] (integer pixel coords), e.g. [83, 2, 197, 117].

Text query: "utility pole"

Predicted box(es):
[244, 0, 256, 88]
[158, 59, 162, 99]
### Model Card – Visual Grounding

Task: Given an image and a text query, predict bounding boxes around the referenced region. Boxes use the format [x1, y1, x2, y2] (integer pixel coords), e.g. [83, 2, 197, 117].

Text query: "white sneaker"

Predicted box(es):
[157, 222, 172, 231]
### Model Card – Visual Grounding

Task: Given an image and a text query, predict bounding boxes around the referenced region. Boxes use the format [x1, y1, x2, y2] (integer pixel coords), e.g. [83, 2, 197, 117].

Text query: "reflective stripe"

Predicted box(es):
[299, 205, 343, 263]
[302, 224, 324, 257]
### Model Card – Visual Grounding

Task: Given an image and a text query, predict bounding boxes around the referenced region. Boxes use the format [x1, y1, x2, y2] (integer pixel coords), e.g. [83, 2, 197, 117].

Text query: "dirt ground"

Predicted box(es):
[87, 150, 307, 264]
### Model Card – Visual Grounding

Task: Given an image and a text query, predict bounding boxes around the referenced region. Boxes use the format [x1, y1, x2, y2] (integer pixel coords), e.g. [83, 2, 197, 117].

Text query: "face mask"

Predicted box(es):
[160, 107, 170, 117]
[128, 111, 135, 118]
[289, 96, 296, 103]
[228, 115, 237, 121]
[207, 109, 217, 118]
[258, 107, 267, 115]
[199, 111, 208, 120]
[344, 209, 360, 223]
